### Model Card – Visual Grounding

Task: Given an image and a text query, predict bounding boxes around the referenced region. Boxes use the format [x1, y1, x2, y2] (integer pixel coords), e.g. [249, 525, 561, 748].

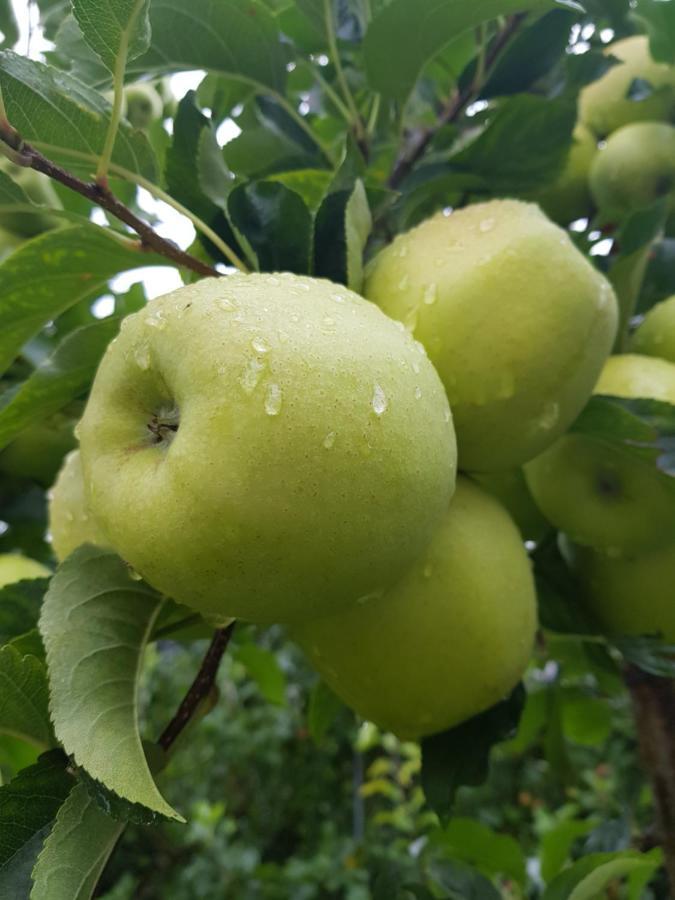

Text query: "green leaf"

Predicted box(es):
[430, 818, 526, 885]
[130, 0, 287, 93]
[634, 0, 675, 64]
[0, 224, 159, 379]
[428, 858, 501, 900]
[0, 647, 52, 748]
[0, 751, 74, 899]
[235, 643, 287, 707]
[364, 0, 574, 102]
[307, 680, 343, 744]
[420, 684, 525, 820]
[0, 579, 49, 647]
[30, 782, 124, 900]
[72, 0, 151, 73]
[450, 94, 577, 194]
[615, 635, 675, 677]
[0, 317, 119, 452]
[0, 2, 18, 48]
[540, 818, 599, 883]
[560, 688, 612, 747]
[39, 546, 181, 821]
[345, 180, 372, 293]
[542, 851, 662, 900]
[533, 536, 598, 635]
[0, 52, 157, 179]
[227, 181, 313, 274]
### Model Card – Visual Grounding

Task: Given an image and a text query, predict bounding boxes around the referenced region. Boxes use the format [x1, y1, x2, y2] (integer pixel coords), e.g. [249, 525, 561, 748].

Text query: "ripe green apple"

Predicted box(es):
[579, 35, 675, 138]
[123, 83, 164, 130]
[525, 124, 597, 225]
[48, 449, 108, 561]
[561, 535, 675, 641]
[291, 477, 537, 740]
[0, 412, 77, 486]
[364, 199, 618, 471]
[0, 553, 50, 589]
[78, 273, 457, 625]
[525, 354, 675, 556]
[0, 158, 62, 236]
[632, 295, 675, 363]
[470, 468, 550, 543]
[589, 122, 675, 218]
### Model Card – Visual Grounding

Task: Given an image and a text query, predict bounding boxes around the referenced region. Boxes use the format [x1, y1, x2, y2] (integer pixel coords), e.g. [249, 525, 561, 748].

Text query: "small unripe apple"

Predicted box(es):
[0, 553, 50, 588]
[0, 158, 62, 236]
[526, 124, 597, 225]
[589, 122, 675, 218]
[291, 477, 537, 740]
[0, 412, 77, 486]
[364, 200, 618, 471]
[470, 468, 550, 543]
[561, 535, 675, 641]
[78, 274, 457, 625]
[632, 295, 675, 363]
[525, 354, 675, 556]
[580, 35, 675, 138]
[48, 450, 108, 561]
[123, 83, 164, 130]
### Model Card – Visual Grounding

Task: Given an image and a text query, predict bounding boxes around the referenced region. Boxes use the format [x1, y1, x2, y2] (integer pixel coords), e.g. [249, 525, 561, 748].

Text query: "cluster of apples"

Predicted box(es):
[529, 35, 675, 226]
[44, 193, 623, 740]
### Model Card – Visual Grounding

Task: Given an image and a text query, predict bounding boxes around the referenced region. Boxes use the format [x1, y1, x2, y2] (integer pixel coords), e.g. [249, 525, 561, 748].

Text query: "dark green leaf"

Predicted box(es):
[616, 635, 675, 677]
[430, 818, 526, 884]
[0, 579, 49, 647]
[0, 318, 119, 452]
[235, 643, 287, 707]
[307, 680, 343, 743]
[0, 2, 18, 48]
[428, 858, 501, 900]
[616, 199, 669, 257]
[0, 646, 52, 748]
[634, 0, 675, 64]
[533, 536, 598, 635]
[542, 850, 662, 899]
[420, 684, 525, 820]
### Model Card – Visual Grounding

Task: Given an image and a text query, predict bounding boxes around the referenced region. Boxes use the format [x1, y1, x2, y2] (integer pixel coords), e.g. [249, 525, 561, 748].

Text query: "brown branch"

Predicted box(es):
[388, 13, 527, 189]
[158, 623, 235, 752]
[0, 127, 219, 279]
[624, 664, 675, 892]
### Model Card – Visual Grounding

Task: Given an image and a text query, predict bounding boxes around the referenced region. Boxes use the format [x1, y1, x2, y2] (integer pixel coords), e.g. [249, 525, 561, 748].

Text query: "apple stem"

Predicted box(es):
[158, 623, 236, 752]
[624, 663, 675, 890]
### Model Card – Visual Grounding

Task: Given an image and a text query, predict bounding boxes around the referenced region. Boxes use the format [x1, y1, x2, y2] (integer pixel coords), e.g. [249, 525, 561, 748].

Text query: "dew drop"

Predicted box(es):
[444, 408, 451, 423]
[278, 329, 290, 343]
[411, 360, 420, 375]
[423, 563, 433, 579]
[323, 431, 336, 449]
[145, 309, 167, 329]
[217, 297, 237, 311]
[356, 588, 384, 605]
[414, 340, 427, 356]
[414, 386, 422, 400]
[331, 293, 346, 303]
[73, 421, 82, 440]
[423, 283, 437, 305]
[297, 281, 311, 292]
[398, 274, 409, 291]
[252, 336, 270, 354]
[397, 244, 409, 258]
[267, 275, 280, 285]
[404, 307, 419, 332]
[537, 402, 560, 431]
[372, 383, 388, 416]
[239, 357, 266, 394]
[264, 382, 282, 416]
[134, 343, 151, 370]
[479, 217, 495, 233]
[393, 320, 405, 333]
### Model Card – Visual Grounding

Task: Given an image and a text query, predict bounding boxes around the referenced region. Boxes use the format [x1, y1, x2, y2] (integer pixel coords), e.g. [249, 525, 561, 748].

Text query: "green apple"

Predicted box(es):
[525, 123, 597, 225]
[291, 477, 537, 740]
[48, 449, 108, 561]
[525, 354, 675, 556]
[589, 122, 675, 218]
[78, 273, 457, 625]
[123, 83, 164, 130]
[0, 412, 77, 486]
[579, 35, 675, 138]
[632, 295, 675, 363]
[562, 535, 675, 641]
[364, 199, 618, 471]
[470, 468, 550, 543]
[0, 553, 50, 589]
[0, 158, 62, 236]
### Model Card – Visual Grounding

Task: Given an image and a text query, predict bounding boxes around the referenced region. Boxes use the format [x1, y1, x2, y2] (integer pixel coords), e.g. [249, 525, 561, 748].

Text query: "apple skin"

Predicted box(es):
[290, 477, 537, 740]
[364, 200, 618, 472]
[0, 159, 62, 237]
[78, 273, 457, 625]
[561, 535, 675, 641]
[525, 354, 675, 556]
[0, 412, 77, 486]
[580, 36, 675, 138]
[632, 295, 675, 363]
[589, 122, 675, 218]
[525, 124, 597, 225]
[0, 553, 50, 589]
[470, 468, 550, 543]
[123, 83, 164, 130]
[48, 449, 108, 561]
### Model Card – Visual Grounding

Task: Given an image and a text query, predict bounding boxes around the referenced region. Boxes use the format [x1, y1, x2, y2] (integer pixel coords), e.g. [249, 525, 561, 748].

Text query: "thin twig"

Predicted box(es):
[0, 126, 220, 278]
[388, 13, 526, 189]
[158, 624, 235, 752]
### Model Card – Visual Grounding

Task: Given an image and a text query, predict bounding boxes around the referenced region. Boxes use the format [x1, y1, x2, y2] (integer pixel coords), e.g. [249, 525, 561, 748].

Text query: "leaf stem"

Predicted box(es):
[158, 624, 235, 752]
[96, 39, 128, 184]
[324, 0, 365, 143]
[297, 58, 353, 123]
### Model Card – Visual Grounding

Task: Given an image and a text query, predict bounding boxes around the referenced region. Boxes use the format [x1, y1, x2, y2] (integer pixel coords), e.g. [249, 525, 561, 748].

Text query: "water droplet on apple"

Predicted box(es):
[134, 343, 151, 370]
[423, 283, 437, 305]
[414, 386, 422, 400]
[251, 336, 270, 354]
[537, 402, 560, 431]
[398, 274, 409, 291]
[145, 310, 167, 330]
[404, 307, 418, 332]
[264, 383, 282, 416]
[217, 297, 237, 311]
[397, 243, 409, 258]
[323, 431, 336, 449]
[331, 293, 346, 303]
[411, 360, 420, 375]
[414, 340, 427, 356]
[267, 275, 280, 285]
[239, 357, 266, 394]
[479, 217, 495, 233]
[356, 588, 384, 605]
[278, 329, 290, 343]
[371, 383, 388, 416]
